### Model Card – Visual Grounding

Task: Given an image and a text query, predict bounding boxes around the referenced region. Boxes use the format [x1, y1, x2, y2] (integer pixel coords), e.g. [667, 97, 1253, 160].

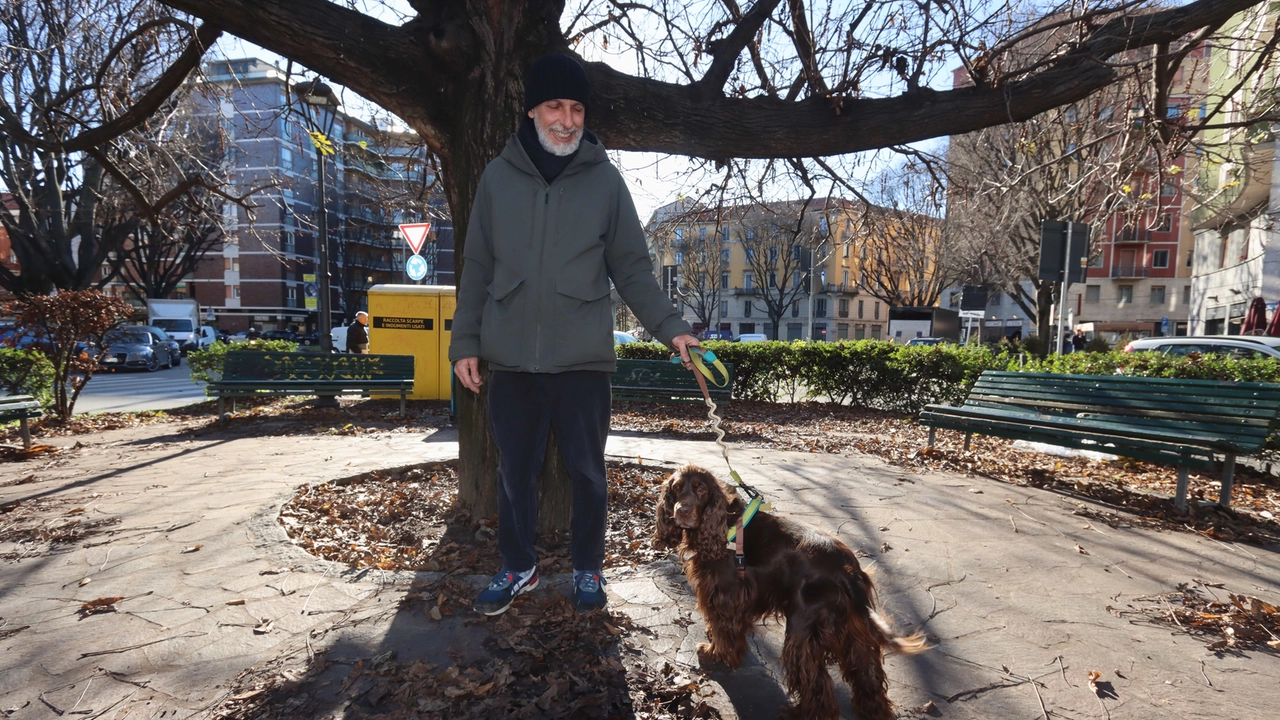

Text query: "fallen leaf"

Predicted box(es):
[428, 605, 442, 621]
[181, 545, 203, 554]
[226, 599, 246, 606]
[1087, 670, 1103, 696]
[78, 578, 91, 587]
[79, 596, 123, 616]
[969, 488, 983, 494]
[230, 688, 265, 701]
[1075, 544, 1089, 555]
[913, 700, 937, 713]
[252, 618, 273, 634]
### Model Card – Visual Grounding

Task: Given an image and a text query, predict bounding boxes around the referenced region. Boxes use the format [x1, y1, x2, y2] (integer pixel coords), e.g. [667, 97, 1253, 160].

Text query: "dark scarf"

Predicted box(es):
[517, 118, 595, 183]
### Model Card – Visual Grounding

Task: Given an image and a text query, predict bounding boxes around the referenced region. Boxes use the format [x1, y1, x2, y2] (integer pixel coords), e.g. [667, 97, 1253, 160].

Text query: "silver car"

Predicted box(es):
[98, 326, 176, 372]
[1123, 336, 1280, 360]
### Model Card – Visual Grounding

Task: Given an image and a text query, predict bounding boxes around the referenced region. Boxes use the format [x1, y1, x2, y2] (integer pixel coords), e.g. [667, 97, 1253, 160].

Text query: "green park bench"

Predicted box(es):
[1, 394, 43, 451]
[918, 371, 1280, 510]
[612, 358, 734, 404]
[207, 351, 415, 417]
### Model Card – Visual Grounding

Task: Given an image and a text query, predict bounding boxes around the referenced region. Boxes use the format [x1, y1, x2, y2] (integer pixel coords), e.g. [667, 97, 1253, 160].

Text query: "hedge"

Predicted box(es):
[0, 347, 56, 410]
[616, 340, 1280, 414]
[187, 339, 301, 385]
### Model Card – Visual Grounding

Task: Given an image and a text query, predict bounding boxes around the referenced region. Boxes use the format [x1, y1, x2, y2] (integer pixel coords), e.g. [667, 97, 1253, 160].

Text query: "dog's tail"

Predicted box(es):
[868, 609, 929, 655]
[842, 563, 929, 655]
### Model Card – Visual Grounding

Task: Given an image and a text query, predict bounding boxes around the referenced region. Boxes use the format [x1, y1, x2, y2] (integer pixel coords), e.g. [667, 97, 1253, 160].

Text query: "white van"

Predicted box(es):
[736, 333, 767, 343]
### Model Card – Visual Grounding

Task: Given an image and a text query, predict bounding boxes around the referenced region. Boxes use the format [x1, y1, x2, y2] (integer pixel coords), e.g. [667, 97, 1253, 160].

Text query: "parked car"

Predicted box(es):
[905, 337, 945, 346]
[98, 326, 176, 371]
[1123, 336, 1280, 360]
[139, 326, 182, 367]
[260, 329, 299, 342]
[735, 333, 768, 343]
[613, 331, 639, 345]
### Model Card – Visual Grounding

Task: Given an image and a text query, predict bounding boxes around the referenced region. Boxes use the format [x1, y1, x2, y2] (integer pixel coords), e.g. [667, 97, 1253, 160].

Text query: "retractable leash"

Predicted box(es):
[670, 347, 772, 576]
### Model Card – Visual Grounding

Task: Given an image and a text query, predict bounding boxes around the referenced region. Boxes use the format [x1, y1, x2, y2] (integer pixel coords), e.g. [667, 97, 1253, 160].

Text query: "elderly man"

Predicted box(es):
[346, 311, 369, 354]
[449, 53, 699, 615]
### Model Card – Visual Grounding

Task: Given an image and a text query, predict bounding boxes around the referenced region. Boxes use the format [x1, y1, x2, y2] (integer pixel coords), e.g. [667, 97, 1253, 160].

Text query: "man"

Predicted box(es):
[449, 53, 699, 615]
[1072, 328, 1087, 352]
[346, 311, 369, 354]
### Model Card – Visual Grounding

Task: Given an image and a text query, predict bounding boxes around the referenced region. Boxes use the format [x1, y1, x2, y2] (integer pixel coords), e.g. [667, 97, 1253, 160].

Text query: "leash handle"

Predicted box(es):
[670, 346, 731, 388]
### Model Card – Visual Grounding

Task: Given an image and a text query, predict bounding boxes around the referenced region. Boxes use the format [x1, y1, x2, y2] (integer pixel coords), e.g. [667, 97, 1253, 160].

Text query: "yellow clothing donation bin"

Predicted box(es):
[366, 284, 456, 400]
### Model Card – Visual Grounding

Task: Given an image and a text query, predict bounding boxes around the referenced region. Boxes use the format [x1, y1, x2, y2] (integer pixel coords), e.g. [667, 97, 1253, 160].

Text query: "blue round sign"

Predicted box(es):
[406, 254, 428, 281]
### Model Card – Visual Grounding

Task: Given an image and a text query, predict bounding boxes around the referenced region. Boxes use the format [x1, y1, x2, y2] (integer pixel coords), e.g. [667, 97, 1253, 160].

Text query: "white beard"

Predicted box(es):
[533, 115, 583, 156]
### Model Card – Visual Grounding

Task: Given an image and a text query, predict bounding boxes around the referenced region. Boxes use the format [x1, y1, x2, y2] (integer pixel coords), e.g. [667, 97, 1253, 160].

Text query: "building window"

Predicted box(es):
[745, 248, 755, 260]
[839, 298, 849, 317]
[743, 301, 752, 317]
[282, 232, 295, 253]
[842, 243, 850, 258]
[1118, 285, 1133, 304]
[721, 271, 730, 288]
[226, 285, 241, 299]
[1155, 214, 1172, 232]
[854, 324, 866, 340]
[720, 300, 728, 316]
[739, 322, 755, 334]
[870, 324, 882, 340]
[280, 145, 293, 170]
[767, 270, 777, 288]
[1150, 286, 1166, 305]
[743, 270, 753, 290]
[674, 251, 682, 265]
[815, 298, 827, 317]
[721, 248, 731, 265]
[1161, 183, 1178, 197]
[858, 299, 864, 318]
[699, 227, 707, 241]
[1186, 250, 1193, 268]
[948, 292, 959, 308]
[874, 303, 880, 320]
[837, 323, 849, 340]
[842, 269, 849, 286]
[790, 270, 799, 287]
[1085, 285, 1100, 303]
[1152, 249, 1169, 268]
[988, 291, 1002, 306]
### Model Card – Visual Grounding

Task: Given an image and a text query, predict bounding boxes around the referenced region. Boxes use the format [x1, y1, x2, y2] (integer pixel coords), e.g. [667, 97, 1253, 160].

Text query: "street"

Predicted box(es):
[75, 361, 208, 415]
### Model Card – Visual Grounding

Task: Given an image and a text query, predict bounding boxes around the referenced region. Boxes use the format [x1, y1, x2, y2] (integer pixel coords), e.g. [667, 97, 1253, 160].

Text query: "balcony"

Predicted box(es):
[1114, 228, 1152, 243]
[1111, 264, 1151, 278]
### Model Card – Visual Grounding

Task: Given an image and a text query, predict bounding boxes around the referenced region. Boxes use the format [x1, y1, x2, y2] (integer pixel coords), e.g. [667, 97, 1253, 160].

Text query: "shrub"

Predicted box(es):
[4, 290, 134, 421]
[187, 339, 301, 385]
[0, 347, 55, 409]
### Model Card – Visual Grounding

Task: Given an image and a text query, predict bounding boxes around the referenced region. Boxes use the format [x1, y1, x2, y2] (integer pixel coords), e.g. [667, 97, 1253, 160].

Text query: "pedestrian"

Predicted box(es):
[1072, 328, 1087, 352]
[449, 53, 699, 616]
[1062, 330, 1073, 354]
[346, 312, 369, 354]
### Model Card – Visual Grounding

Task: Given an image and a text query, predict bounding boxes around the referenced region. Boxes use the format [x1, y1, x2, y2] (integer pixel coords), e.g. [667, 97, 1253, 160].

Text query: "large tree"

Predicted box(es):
[0, 0, 222, 295]
[157, 0, 1274, 524]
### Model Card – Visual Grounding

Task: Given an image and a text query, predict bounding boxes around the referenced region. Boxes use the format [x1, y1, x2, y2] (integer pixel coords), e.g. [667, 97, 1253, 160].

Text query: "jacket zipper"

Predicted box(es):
[533, 185, 550, 370]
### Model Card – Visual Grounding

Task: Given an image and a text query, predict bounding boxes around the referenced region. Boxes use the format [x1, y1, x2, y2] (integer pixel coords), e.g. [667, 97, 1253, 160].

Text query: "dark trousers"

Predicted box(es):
[488, 370, 611, 574]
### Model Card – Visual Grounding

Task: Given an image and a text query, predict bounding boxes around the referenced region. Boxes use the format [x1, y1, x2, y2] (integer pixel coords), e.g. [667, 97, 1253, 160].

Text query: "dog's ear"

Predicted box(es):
[691, 470, 732, 556]
[652, 472, 683, 550]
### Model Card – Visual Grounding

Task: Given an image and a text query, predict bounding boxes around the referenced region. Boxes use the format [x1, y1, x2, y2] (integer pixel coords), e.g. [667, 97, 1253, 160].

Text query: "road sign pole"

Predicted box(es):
[1056, 222, 1073, 355]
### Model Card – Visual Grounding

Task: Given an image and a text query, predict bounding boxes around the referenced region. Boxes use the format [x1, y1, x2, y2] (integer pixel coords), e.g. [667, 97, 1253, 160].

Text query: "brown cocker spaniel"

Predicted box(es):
[653, 465, 924, 720]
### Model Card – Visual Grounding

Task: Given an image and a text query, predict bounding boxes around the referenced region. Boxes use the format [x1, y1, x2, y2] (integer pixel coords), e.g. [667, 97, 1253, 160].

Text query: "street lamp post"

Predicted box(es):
[294, 79, 341, 408]
[293, 79, 341, 356]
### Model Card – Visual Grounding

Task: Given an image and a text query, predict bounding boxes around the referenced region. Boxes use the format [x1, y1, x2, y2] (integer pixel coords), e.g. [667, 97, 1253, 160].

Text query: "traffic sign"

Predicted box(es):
[406, 254, 428, 281]
[1161, 316, 1170, 336]
[399, 223, 432, 254]
[958, 310, 984, 319]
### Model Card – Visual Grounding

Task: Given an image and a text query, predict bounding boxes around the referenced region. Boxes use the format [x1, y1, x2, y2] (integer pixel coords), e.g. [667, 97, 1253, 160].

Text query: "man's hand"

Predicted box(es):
[670, 334, 701, 370]
[454, 357, 483, 393]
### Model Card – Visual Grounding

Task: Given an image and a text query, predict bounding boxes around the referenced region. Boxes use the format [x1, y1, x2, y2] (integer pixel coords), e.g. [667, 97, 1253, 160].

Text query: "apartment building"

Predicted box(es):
[189, 59, 453, 334]
[647, 198, 892, 341]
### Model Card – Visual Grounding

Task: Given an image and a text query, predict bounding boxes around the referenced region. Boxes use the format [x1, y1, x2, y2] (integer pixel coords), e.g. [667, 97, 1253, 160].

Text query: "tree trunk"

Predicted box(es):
[434, 7, 574, 532]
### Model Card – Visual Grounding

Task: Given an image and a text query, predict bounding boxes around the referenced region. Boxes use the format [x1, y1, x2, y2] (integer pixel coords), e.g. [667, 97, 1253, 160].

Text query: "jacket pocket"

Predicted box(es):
[480, 269, 525, 366]
[552, 273, 615, 365]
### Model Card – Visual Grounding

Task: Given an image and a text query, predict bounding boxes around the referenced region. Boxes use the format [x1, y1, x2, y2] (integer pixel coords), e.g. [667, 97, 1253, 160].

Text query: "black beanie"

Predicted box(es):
[524, 53, 591, 113]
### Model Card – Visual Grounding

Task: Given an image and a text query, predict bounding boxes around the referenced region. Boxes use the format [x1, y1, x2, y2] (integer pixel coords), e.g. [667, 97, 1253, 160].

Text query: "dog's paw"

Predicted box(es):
[695, 642, 723, 666]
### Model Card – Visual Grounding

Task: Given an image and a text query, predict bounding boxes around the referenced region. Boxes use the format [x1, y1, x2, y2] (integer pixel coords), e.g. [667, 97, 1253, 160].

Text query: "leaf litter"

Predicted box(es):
[612, 401, 1280, 544]
[1116, 582, 1280, 652]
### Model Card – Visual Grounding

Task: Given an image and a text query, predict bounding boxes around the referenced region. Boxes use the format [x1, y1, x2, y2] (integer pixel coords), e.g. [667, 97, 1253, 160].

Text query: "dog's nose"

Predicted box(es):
[674, 503, 694, 525]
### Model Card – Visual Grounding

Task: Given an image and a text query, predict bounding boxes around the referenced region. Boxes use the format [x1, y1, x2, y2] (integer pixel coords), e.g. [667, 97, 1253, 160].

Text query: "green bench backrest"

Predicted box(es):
[969, 371, 1280, 443]
[0, 394, 41, 414]
[221, 352, 414, 382]
[613, 359, 734, 397]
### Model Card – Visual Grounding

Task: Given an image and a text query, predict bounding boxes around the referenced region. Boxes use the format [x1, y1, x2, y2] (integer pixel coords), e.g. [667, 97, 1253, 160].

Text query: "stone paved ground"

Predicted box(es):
[1, 417, 1277, 719]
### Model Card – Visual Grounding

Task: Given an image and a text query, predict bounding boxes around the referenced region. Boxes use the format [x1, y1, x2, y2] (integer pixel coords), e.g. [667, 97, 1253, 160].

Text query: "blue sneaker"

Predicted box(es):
[473, 567, 538, 616]
[573, 570, 607, 612]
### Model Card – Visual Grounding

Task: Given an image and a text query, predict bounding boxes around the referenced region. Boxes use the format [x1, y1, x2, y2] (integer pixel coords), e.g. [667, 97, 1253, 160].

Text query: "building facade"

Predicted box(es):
[647, 199, 894, 341]
[189, 59, 453, 334]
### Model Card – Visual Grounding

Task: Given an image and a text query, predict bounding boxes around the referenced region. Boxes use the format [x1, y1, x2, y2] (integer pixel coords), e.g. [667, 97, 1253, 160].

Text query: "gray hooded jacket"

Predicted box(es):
[448, 132, 690, 373]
